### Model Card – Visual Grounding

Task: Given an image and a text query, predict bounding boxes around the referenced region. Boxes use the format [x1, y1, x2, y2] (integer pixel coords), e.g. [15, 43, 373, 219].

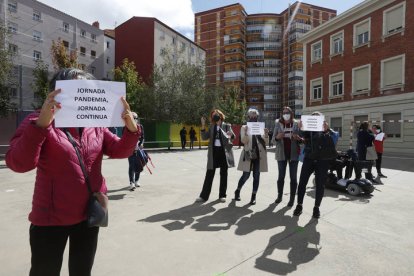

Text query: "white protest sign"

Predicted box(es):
[54, 80, 126, 128]
[247, 122, 265, 135]
[300, 115, 325, 132]
[375, 132, 385, 141]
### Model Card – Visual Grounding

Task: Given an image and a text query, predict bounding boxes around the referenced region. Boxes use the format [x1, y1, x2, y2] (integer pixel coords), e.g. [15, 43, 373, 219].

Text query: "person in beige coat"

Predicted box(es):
[235, 108, 269, 205]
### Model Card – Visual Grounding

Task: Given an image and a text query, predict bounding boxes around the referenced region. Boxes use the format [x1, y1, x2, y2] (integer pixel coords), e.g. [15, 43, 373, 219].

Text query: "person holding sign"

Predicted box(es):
[372, 124, 387, 178]
[5, 68, 141, 276]
[196, 109, 235, 203]
[272, 106, 301, 207]
[293, 111, 337, 219]
[234, 108, 269, 205]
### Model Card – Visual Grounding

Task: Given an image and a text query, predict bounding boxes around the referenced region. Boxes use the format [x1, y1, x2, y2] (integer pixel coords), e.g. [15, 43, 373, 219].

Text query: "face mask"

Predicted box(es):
[283, 114, 291, 121]
[212, 114, 221, 122]
[249, 117, 258, 122]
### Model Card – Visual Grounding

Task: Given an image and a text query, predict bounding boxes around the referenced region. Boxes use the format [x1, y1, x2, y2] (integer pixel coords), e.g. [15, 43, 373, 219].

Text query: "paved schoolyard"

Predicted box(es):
[0, 148, 413, 276]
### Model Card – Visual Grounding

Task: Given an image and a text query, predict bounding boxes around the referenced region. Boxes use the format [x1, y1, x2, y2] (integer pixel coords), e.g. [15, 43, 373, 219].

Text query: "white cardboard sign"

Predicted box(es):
[54, 80, 126, 128]
[300, 115, 325, 132]
[247, 122, 265, 135]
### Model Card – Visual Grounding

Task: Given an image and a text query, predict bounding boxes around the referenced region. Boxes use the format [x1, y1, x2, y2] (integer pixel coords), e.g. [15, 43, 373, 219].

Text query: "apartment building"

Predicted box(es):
[195, 2, 335, 126]
[299, 0, 414, 154]
[115, 17, 205, 83]
[1, 0, 105, 110]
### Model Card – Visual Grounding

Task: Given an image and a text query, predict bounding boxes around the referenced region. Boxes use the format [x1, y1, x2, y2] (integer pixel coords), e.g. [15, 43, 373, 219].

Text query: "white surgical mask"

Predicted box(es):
[283, 114, 291, 121]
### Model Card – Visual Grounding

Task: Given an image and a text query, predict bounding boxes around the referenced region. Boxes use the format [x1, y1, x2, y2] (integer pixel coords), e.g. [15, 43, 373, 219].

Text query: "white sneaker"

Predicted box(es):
[219, 197, 226, 203]
[134, 181, 140, 188]
[129, 182, 135, 191]
[195, 197, 205, 202]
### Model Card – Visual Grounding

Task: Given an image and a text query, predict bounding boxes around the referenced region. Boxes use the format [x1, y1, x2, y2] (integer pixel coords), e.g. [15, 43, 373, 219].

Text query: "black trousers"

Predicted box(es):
[297, 158, 330, 207]
[200, 146, 228, 200]
[29, 221, 99, 276]
[376, 152, 383, 174]
[128, 153, 141, 183]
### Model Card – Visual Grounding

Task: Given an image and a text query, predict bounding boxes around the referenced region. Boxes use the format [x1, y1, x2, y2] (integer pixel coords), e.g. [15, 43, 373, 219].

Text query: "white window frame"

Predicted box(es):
[353, 18, 371, 48]
[352, 64, 371, 94]
[382, 1, 406, 38]
[63, 22, 69, 33]
[311, 40, 322, 63]
[80, 46, 86, 56]
[329, 71, 344, 98]
[33, 50, 42, 61]
[380, 54, 405, 91]
[80, 29, 86, 38]
[91, 33, 97, 43]
[310, 77, 323, 101]
[33, 10, 41, 21]
[33, 30, 42, 41]
[330, 30, 344, 56]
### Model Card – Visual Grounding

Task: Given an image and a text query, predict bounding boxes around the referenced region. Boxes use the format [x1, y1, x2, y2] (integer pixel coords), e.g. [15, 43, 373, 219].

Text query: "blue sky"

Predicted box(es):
[38, 0, 365, 39]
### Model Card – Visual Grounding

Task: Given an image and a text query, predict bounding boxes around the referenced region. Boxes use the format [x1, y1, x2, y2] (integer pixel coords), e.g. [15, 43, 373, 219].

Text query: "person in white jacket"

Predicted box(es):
[234, 108, 269, 205]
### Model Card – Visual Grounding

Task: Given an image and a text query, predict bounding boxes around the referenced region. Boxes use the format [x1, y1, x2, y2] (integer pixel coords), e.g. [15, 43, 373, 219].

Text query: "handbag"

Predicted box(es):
[366, 146, 377, 161]
[65, 129, 108, 227]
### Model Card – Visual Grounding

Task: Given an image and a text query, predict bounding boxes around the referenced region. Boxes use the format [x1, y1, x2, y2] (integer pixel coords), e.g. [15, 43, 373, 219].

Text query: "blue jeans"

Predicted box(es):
[277, 160, 298, 197]
[237, 159, 260, 193]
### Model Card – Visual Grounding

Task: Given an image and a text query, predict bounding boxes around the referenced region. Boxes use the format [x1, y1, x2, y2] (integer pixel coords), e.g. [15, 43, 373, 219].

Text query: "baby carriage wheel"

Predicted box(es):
[347, 183, 361, 196]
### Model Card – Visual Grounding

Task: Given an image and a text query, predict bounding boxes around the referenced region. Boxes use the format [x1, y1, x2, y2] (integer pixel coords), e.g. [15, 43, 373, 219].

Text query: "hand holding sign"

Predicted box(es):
[121, 97, 138, 133]
[36, 89, 62, 128]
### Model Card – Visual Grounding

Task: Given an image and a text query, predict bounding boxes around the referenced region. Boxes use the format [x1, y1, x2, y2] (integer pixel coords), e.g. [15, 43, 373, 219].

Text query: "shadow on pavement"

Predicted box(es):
[191, 200, 253, 231]
[305, 185, 372, 204]
[139, 200, 221, 231]
[108, 194, 127, 200]
[255, 212, 320, 275]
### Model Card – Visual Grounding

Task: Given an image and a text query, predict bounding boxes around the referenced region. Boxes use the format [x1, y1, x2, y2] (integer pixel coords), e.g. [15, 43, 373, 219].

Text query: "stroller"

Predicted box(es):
[325, 149, 375, 196]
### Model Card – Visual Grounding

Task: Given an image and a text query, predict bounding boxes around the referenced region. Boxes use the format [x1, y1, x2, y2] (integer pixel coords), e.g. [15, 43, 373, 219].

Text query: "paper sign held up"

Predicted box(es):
[300, 115, 325, 132]
[247, 122, 265, 135]
[54, 80, 126, 128]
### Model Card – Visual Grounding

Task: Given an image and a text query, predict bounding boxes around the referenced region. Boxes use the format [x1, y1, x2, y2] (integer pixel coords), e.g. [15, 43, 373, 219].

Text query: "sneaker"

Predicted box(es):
[312, 207, 320, 219]
[134, 181, 140, 188]
[129, 182, 135, 191]
[293, 204, 303, 216]
[378, 173, 387, 178]
[195, 197, 205, 202]
[219, 197, 226, 203]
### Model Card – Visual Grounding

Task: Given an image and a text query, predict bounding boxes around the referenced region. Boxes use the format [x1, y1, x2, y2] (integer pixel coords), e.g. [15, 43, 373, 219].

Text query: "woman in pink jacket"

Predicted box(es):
[6, 69, 141, 276]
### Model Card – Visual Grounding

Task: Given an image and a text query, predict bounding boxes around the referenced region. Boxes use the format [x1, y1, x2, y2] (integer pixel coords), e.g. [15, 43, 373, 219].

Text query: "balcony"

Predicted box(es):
[224, 48, 244, 54]
[224, 57, 244, 64]
[288, 70, 303, 78]
[224, 38, 244, 45]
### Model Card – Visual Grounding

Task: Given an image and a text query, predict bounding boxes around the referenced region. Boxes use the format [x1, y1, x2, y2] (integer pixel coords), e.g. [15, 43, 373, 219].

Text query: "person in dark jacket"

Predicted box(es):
[6, 68, 140, 276]
[128, 113, 145, 190]
[293, 111, 338, 219]
[180, 127, 187, 149]
[356, 121, 375, 181]
[196, 109, 235, 203]
[189, 127, 196, 150]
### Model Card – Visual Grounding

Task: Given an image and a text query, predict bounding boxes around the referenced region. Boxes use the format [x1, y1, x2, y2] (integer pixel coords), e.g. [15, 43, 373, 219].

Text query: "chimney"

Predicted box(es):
[92, 21, 100, 28]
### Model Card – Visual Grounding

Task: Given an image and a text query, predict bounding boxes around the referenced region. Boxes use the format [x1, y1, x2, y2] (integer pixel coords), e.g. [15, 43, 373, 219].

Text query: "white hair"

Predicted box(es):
[247, 108, 259, 117]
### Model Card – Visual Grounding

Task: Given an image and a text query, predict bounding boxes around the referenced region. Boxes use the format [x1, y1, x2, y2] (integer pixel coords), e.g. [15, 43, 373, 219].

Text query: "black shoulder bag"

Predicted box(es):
[65, 129, 108, 227]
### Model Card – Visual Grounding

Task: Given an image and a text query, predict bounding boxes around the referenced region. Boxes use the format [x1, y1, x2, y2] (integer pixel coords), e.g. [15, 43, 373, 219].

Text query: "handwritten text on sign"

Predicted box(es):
[54, 80, 126, 128]
[300, 115, 325, 132]
[247, 122, 265, 136]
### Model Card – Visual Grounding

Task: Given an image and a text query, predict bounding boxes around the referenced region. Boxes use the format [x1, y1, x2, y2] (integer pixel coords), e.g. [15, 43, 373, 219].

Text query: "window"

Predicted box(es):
[33, 10, 41, 21]
[106, 57, 110, 64]
[311, 78, 322, 100]
[354, 18, 370, 46]
[79, 64, 86, 70]
[62, 40, 69, 48]
[9, 87, 18, 98]
[91, 34, 96, 42]
[63, 22, 69, 32]
[33, 50, 41, 61]
[33, 30, 42, 41]
[8, 1, 17, 12]
[311, 40, 322, 62]
[91, 66, 96, 75]
[329, 72, 344, 97]
[331, 117, 342, 137]
[80, 47, 86, 56]
[91, 50, 96, 59]
[352, 64, 370, 93]
[8, 44, 18, 54]
[8, 22, 17, 34]
[191, 47, 195, 56]
[80, 29, 86, 37]
[381, 54, 405, 89]
[330, 31, 343, 55]
[172, 37, 176, 45]
[383, 113, 401, 138]
[181, 41, 186, 51]
[383, 2, 406, 36]
[106, 41, 110, 48]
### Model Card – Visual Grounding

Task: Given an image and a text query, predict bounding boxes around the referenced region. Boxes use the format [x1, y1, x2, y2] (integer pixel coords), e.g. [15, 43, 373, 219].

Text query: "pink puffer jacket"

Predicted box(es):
[6, 113, 140, 226]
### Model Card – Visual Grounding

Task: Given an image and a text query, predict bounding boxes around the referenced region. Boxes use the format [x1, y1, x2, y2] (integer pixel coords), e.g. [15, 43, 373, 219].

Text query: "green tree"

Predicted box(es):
[113, 58, 153, 118]
[50, 38, 77, 70]
[218, 86, 247, 125]
[0, 23, 17, 117]
[31, 60, 49, 109]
